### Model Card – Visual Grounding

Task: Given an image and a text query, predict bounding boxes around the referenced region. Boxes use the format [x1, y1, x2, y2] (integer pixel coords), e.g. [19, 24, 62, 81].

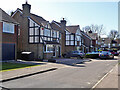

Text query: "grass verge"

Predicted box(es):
[0, 62, 38, 71]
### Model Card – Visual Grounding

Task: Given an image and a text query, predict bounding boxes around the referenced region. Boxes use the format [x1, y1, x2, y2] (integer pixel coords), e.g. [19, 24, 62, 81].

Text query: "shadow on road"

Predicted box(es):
[43, 58, 89, 67]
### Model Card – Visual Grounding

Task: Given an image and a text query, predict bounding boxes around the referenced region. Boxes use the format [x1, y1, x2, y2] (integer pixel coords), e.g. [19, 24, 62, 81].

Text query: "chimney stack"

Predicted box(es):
[22, 1, 31, 16]
[60, 18, 66, 32]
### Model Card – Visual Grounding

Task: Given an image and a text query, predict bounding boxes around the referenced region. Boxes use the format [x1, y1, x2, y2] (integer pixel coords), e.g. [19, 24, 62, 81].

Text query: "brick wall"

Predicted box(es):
[65, 46, 76, 53]
[2, 23, 17, 44]
[13, 12, 44, 59]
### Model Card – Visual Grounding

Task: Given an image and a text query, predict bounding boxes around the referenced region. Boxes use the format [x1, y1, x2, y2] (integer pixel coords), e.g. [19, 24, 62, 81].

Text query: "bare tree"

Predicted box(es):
[82, 26, 91, 32]
[82, 24, 105, 36]
[108, 30, 119, 40]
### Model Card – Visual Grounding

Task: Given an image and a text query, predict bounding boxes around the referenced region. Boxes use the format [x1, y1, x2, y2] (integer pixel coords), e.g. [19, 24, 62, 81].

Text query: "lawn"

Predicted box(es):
[0, 62, 37, 71]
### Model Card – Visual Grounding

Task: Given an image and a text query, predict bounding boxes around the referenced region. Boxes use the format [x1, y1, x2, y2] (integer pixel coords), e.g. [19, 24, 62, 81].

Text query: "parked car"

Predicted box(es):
[117, 50, 120, 54]
[109, 50, 119, 56]
[86, 51, 102, 58]
[63, 51, 85, 59]
[99, 51, 114, 59]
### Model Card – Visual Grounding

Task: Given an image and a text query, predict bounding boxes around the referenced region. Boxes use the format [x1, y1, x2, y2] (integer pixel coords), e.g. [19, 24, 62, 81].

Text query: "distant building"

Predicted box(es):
[98, 37, 120, 50]
[0, 8, 18, 60]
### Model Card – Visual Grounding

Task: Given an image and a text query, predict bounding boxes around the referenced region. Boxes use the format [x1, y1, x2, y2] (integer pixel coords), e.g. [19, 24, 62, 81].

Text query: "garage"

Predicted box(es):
[2, 43, 15, 60]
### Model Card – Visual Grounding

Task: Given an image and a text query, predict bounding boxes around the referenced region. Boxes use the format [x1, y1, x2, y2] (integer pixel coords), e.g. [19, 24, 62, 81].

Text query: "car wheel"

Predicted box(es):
[64, 55, 67, 58]
[77, 56, 81, 59]
[81, 57, 83, 59]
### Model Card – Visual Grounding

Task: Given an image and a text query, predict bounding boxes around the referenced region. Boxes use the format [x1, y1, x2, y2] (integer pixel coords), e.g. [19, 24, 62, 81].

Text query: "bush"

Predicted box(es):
[86, 54, 99, 58]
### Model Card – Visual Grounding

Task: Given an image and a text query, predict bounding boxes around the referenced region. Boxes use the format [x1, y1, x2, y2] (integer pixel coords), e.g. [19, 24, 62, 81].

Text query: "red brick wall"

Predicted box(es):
[2, 22, 17, 44]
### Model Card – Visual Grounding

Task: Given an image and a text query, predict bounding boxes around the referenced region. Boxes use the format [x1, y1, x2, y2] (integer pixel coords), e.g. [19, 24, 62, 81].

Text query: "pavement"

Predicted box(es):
[94, 56, 120, 89]
[94, 64, 118, 89]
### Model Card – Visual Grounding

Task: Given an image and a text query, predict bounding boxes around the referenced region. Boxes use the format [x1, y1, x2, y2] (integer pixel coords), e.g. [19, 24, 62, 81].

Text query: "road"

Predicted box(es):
[2, 57, 118, 88]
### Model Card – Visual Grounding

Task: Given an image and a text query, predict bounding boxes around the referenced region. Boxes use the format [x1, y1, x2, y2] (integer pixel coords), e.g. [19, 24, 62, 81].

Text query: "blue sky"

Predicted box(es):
[0, 0, 118, 35]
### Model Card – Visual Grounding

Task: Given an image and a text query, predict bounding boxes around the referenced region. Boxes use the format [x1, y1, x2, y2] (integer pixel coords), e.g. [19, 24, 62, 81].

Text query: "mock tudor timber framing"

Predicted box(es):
[28, 18, 61, 44]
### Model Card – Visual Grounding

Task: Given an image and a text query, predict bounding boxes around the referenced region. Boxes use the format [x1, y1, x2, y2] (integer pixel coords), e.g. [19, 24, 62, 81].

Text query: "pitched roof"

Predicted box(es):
[30, 14, 47, 26]
[80, 30, 92, 40]
[13, 8, 48, 26]
[50, 22, 62, 32]
[87, 33, 98, 40]
[66, 25, 79, 34]
[0, 8, 18, 24]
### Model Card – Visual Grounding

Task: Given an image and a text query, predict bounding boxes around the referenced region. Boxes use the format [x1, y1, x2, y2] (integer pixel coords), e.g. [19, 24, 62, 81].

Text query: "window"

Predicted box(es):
[3, 22, 14, 33]
[66, 41, 69, 45]
[70, 41, 74, 45]
[35, 28, 39, 35]
[57, 31, 59, 38]
[53, 30, 57, 38]
[75, 41, 77, 45]
[29, 37, 34, 43]
[45, 45, 53, 52]
[29, 28, 34, 35]
[29, 19, 34, 27]
[66, 35, 69, 40]
[35, 36, 39, 43]
[29, 26, 40, 43]
[40, 27, 44, 35]
[44, 29, 50, 36]
[76, 35, 80, 41]
[70, 35, 74, 40]
[40, 37, 42, 43]
[18, 28, 20, 35]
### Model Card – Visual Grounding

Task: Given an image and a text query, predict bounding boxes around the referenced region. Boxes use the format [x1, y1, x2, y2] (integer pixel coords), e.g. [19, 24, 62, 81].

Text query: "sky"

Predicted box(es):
[0, 0, 119, 36]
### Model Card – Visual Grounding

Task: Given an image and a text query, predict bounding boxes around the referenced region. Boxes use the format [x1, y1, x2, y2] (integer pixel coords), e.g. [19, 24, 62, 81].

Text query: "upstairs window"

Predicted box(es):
[44, 29, 50, 37]
[3, 22, 14, 34]
[52, 30, 57, 38]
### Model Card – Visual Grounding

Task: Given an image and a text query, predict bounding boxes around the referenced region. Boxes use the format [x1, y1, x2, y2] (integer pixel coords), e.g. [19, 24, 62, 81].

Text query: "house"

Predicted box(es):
[65, 25, 82, 52]
[51, 19, 82, 54]
[97, 37, 119, 50]
[87, 32, 99, 51]
[52, 19, 92, 54]
[80, 31, 92, 53]
[12, 2, 62, 59]
[98, 38, 111, 50]
[115, 38, 120, 50]
[0, 8, 18, 60]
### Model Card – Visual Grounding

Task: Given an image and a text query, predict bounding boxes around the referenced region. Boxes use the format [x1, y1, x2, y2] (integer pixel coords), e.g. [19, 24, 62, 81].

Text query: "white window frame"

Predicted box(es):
[3, 22, 14, 34]
[45, 45, 54, 52]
